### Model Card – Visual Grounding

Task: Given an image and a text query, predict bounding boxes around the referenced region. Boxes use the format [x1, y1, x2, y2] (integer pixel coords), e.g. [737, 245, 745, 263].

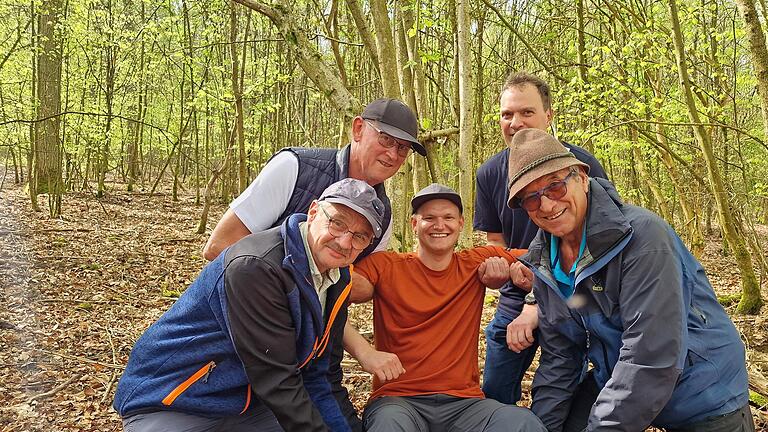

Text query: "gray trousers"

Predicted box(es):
[363, 394, 546, 432]
[122, 403, 283, 432]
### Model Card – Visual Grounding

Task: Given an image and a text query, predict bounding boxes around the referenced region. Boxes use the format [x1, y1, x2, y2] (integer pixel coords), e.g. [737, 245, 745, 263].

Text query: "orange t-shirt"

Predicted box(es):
[354, 246, 525, 401]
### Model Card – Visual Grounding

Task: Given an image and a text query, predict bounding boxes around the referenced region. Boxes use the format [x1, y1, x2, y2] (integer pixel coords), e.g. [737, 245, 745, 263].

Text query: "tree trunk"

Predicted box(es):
[230, 1, 248, 193]
[668, 0, 762, 314]
[734, 0, 768, 141]
[456, 0, 474, 248]
[369, 0, 401, 98]
[35, 0, 64, 217]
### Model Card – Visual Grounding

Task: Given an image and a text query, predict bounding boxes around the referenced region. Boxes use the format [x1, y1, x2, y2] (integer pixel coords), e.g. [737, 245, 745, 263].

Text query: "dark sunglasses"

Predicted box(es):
[516, 169, 580, 212]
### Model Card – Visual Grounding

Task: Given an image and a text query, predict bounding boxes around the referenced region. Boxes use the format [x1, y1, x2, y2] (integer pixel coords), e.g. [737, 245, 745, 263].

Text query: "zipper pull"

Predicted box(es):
[203, 361, 216, 383]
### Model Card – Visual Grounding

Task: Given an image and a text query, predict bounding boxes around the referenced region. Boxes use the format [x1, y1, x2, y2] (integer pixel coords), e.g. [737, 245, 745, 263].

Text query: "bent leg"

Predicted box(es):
[448, 398, 546, 432]
[363, 396, 428, 432]
[482, 311, 538, 404]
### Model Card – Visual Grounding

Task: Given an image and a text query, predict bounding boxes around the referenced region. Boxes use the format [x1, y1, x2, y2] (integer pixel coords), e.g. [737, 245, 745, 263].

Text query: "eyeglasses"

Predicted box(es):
[365, 120, 412, 158]
[516, 169, 580, 212]
[319, 204, 373, 249]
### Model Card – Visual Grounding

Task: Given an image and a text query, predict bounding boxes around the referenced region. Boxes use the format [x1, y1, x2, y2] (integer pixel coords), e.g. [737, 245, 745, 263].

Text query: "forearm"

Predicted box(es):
[343, 322, 375, 360]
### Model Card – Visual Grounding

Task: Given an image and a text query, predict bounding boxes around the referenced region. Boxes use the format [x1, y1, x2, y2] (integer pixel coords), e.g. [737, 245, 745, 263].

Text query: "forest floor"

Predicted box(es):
[1, 175, 767, 431]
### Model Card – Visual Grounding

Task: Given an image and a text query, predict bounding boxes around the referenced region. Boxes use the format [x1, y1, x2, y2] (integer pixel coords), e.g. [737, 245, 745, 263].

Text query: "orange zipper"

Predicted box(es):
[162, 361, 216, 406]
[240, 384, 252, 414]
[298, 265, 354, 368]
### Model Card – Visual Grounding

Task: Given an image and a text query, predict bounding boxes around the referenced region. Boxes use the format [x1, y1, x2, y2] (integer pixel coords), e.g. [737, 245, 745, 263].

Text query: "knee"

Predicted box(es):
[485, 406, 546, 432]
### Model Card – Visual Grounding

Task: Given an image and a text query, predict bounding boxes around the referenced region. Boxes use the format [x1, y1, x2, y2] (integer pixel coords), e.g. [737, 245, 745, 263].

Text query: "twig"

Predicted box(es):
[33, 348, 123, 369]
[27, 375, 79, 403]
[39, 228, 93, 232]
[100, 328, 118, 405]
[0, 230, 23, 236]
[37, 298, 118, 304]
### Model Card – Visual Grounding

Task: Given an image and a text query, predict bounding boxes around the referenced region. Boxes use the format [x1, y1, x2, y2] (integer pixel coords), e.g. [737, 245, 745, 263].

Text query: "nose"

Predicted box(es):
[538, 194, 557, 212]
[510, 114, 525, 131]
[432, 218, 445, 229]
[335, 231, 354, 249]
[384, 143, 401, 159]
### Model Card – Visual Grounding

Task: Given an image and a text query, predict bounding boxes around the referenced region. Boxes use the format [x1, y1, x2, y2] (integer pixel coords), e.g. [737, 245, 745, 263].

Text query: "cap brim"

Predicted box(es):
[507, 159, 589, 208]
[323, 198, 383, 238]
[375, 122, 427, 156]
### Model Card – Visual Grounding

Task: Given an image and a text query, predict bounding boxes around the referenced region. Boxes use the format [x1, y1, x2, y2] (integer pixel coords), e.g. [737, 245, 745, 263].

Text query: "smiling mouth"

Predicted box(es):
[379, 160, 393, 168]
[429, 233, 449, 238]
[543, 208, 566, 220]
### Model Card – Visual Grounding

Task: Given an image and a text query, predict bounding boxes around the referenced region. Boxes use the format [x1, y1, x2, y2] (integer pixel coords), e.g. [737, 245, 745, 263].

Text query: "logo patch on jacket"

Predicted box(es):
[590, 276, 604, 292]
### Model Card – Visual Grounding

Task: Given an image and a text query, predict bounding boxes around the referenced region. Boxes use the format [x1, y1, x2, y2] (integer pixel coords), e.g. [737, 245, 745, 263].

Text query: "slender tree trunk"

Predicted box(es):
[28, 0, 40, 211]
[669, 0, 762, 314]
[456, 0, 474, 248]
[734, 0, 768, 141]
[230, 1, 248, 192]
[344, 0, 379, 66]
[369, 0, 401, 98]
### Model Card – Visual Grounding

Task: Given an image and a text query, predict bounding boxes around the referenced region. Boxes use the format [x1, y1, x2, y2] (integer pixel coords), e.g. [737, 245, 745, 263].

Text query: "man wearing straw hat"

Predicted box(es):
[505, 128, 752, 431]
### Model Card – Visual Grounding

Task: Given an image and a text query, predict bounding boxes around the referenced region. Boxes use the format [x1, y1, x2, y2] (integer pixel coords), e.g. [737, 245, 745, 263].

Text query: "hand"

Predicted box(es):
[478, 257, 511, 289]
[357, 349, 405, 382]
[507, 304, 538, 353]
[509, 261, 534, 292]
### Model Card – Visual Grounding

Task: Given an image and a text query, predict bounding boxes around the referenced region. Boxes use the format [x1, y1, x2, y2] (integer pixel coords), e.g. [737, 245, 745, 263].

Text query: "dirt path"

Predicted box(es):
[0, 177, 45, 428]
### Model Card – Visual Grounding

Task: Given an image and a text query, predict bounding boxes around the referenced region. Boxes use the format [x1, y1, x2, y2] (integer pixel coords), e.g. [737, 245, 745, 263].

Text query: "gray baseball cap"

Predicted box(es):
[318, 178, 385, 238]
[410, 183, 463, 214]
[362, 98, 427, 156]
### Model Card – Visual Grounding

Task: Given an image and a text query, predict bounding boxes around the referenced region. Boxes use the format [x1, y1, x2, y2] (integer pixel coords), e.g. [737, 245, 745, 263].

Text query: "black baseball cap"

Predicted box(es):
[318, 178, 386, 238]
[362, 98, 427, 156]
[411, 183, 463, 214]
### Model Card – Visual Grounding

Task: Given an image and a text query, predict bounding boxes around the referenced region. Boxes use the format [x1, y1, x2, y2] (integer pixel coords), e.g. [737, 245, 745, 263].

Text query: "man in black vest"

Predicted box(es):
[202, 98, 425, 431]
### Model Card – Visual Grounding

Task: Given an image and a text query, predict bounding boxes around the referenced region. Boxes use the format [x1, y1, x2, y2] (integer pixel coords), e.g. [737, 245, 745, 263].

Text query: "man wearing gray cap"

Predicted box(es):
[506, 129, 752, 431]
[344, 183, 547, 432]
[114, 179, 385, 432]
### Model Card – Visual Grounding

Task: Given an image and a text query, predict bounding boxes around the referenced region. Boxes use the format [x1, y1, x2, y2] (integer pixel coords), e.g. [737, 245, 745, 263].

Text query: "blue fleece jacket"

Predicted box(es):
[113, 214, 352, 432]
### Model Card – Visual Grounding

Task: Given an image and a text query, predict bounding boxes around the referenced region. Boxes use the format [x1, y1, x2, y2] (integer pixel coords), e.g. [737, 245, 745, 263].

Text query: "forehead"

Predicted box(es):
[500, 84, 544, 108]
[416, 198, 461, 216]
[519, 168, 572, 196]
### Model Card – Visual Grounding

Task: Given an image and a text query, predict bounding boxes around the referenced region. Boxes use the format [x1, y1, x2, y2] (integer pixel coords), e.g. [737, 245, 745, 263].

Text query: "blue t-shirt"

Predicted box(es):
[474, 141, 607, 318]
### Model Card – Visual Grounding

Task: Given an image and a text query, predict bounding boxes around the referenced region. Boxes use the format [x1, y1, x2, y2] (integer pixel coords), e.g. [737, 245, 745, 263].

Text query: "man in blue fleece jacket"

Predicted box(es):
[113, 178, 385, 432]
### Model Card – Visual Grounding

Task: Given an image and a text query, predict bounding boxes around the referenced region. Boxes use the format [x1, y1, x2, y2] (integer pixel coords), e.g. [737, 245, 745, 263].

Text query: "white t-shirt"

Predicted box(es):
[230, 151, 392, 252]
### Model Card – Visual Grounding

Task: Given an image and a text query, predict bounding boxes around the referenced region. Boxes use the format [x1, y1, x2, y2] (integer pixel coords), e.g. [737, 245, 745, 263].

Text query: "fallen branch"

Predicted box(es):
[100, 328, 118, 405]
[33, 348, 123, 370]
[27, 375, 79, 403]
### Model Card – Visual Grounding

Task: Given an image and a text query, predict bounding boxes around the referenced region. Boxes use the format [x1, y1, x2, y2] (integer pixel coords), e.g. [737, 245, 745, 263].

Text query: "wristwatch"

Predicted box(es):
[524, 292, 537, 305]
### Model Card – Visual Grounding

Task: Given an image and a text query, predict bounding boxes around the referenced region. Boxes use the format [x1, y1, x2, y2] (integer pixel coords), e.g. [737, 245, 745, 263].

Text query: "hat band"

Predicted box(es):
[508, 152, 575, 190]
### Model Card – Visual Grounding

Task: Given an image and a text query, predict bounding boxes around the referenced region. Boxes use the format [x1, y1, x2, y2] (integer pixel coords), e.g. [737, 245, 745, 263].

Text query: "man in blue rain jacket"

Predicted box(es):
[504, 129, 752, 432]
[113, 179, 385, 432]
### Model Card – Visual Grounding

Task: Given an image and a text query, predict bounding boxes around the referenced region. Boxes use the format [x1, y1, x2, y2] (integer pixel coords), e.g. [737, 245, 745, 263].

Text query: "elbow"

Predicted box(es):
[202, 241, 221, 261]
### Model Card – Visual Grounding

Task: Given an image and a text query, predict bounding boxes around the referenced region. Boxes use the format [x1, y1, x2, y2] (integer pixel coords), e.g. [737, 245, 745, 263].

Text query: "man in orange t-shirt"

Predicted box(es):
[345, 184, 546, 432]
